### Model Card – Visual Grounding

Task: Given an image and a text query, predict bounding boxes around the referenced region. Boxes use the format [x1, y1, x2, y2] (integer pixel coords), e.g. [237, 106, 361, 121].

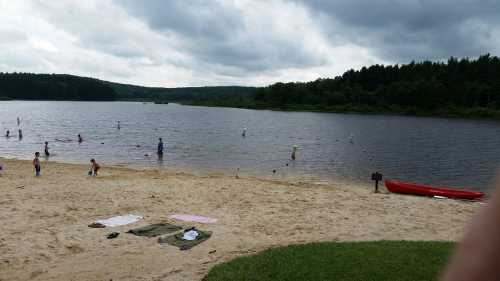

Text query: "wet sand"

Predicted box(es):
[0, 158, 482, 280]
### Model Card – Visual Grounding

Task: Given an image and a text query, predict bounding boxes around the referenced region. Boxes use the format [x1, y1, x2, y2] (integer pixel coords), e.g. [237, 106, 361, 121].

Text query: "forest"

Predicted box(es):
[227, 54, 500, 117]
[0, 72, 255, 103]
[0, 73, 116, 101]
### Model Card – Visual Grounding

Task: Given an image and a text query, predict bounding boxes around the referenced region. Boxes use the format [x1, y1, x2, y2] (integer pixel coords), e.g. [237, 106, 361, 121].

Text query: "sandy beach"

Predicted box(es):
[0, 158, 482, 281]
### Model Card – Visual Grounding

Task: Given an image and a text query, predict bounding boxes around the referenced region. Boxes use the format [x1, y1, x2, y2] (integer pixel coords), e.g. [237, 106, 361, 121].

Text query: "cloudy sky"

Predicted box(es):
[1, 0, 499, 87]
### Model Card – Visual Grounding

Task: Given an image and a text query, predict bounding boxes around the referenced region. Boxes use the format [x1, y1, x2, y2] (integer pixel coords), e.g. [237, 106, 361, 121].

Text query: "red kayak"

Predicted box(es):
[385, 179, 484, 200]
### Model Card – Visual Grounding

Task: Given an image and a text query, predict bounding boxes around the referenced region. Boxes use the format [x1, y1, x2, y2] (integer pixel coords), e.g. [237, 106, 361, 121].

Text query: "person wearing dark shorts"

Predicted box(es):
[44, 142, 50, 157]
[90, 159, 100, 176]
[33, 152, 41, 176]
[157, 138, 164, 157]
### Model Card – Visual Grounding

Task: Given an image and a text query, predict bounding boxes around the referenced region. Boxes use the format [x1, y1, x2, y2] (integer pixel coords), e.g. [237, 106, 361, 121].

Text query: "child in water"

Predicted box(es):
[90, 159, 100, 176]
[157, 137, 164, 156]
[44, 142, 50, 157]
[291, 145, 298, 160]
[33, 152, 41, 176]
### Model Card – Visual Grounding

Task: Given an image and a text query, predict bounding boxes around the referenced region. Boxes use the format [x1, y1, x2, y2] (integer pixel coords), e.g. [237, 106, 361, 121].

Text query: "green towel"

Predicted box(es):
[158, 229, 212, 250]
[127, 223, 182, 237]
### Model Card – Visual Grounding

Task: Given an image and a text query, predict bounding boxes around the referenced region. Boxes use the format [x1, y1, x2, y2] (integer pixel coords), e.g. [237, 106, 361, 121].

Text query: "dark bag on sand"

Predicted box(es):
[158, 228, 212, 250]
[127, 223, 182, 237]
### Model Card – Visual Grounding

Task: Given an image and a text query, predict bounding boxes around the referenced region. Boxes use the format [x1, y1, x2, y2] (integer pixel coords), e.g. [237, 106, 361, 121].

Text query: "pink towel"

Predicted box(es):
[169, 214, 217, 224]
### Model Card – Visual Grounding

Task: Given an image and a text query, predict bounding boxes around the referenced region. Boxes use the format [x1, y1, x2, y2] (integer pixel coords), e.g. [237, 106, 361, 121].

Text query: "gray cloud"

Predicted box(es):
[300, 0, 500, 61]
[117, 0, 328, 72]
[0, 1, 499, 87]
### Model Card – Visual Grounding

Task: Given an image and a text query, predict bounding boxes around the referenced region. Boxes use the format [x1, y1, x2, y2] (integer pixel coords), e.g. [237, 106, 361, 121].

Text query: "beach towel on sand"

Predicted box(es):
[127, 223, 182, 237]
[158, 228, 212, 250]
[169, 214, 217, 224]
[94, 214, 143, 227]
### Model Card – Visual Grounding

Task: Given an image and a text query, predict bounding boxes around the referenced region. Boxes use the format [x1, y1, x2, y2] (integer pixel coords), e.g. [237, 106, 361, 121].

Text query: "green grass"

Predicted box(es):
[203, 241, 454, 281]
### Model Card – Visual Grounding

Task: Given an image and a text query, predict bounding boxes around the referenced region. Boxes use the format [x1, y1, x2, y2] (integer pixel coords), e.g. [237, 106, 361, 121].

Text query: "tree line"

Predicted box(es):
[0, 73, 116, 101]
[3, 55, 500, 118]
[246, 54, 500, 117]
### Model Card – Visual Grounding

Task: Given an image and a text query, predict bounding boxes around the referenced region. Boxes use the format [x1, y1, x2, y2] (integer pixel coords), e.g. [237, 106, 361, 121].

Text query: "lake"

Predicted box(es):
[0, 101, 499, 192]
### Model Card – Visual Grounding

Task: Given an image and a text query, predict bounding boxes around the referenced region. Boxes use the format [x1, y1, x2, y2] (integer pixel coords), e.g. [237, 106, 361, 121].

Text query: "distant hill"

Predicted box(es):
[3, 54, 500, 119]
[192, 54, 500, 118]
[106, 81, 257, 103]
[0, 72, 257, 103]
[0, 73, 116, 101]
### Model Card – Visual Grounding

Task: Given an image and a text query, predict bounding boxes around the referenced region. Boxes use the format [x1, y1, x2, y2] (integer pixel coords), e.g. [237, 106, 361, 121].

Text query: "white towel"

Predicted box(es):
[95, 214, 143, 227]
[182, 230, 199, 241]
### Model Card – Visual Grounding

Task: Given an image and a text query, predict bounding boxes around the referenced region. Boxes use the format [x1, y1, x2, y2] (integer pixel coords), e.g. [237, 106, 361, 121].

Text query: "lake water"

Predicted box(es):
[0, 101, 499, 192]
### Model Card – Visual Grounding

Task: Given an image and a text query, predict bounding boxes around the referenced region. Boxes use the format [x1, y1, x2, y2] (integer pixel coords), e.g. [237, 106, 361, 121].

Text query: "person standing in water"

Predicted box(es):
[5, 130, 10, 138]
[17, 117, 20, 126]
[242, 127, 247, 137]
[157, 138, 164, 157]
[117, 121, 121, 130]
[291, 145, 298, 160]
[44, 141, 50, 157]
[18, 129, 22, 139]
[78, 134, 83, 143]
[33, 152, 41, 176]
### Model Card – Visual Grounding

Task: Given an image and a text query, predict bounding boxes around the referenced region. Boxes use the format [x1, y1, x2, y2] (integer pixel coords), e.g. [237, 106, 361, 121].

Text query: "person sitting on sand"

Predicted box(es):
[33, 152, 41, 176]
[44, 142, 50, 157]
[90, 159, 100, 176]
[157, 137, 164, 156]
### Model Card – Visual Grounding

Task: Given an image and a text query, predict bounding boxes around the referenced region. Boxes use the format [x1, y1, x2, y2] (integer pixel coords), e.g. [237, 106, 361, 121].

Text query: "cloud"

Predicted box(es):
[119, 0, 330, 71]
[299, 0, 500, 62]
[0, 1, 498, 87]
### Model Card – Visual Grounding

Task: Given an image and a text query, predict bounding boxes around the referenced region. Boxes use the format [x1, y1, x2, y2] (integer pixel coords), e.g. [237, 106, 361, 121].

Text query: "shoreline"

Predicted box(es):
[0, 158, 482, 280]
[178, 102, 500, 121]
[0, 155, 368, 188]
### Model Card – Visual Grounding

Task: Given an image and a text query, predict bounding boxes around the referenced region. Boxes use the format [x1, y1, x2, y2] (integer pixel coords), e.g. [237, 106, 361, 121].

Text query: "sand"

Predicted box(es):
[0, 158, 482, 281]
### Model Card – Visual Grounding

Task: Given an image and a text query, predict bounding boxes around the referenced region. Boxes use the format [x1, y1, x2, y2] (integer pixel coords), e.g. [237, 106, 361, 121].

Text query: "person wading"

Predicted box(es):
[44, 142, 50, 157]
[157, 138, 164, 157]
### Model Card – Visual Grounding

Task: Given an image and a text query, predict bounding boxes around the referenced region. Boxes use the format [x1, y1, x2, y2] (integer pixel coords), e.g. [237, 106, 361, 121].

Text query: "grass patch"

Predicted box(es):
[203, 241, 454, 281]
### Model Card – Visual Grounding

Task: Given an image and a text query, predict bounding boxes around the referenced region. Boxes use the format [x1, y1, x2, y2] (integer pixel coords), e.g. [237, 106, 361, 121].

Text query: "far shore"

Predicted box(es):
[0, 158, 483, 281]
